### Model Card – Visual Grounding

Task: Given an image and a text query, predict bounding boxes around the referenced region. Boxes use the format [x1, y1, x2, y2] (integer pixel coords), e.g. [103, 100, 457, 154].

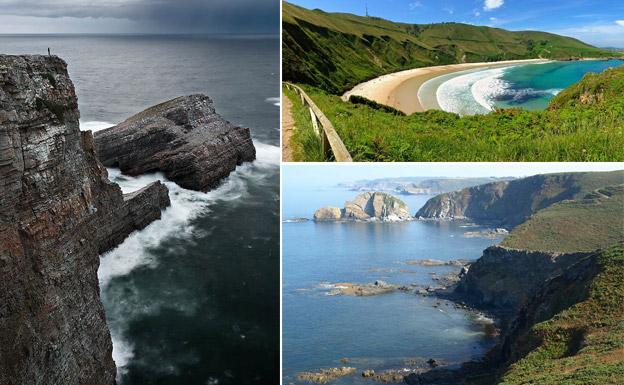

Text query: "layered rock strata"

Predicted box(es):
[93, 94, 256, 192]
[415, 171, 624, 228]
[0, 55, 170, 385]
[314, 192, 411, 222]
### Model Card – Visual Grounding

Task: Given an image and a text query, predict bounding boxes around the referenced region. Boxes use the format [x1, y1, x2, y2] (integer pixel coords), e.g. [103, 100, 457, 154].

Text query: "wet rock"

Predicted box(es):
[328, 281, 398, 296]
[94, 94, 256, 192]
[297, 367, 356, 384]
[362, 369, 375, 377]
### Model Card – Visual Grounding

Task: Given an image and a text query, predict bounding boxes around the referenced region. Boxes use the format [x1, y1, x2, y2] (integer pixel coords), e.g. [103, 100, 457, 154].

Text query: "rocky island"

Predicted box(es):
[313, 192, 411, 222]
[93, 93, 256, 192]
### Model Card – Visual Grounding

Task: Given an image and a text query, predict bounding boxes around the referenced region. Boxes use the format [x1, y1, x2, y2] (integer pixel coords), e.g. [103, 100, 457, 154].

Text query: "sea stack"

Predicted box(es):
[0, 55, 170, 385]
[93, 94, 256, 192]
[313, 192, 411, 222]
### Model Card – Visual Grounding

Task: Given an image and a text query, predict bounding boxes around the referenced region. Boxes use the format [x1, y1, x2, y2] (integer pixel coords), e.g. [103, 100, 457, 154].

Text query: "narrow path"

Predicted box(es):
[281, 93, 295, 162]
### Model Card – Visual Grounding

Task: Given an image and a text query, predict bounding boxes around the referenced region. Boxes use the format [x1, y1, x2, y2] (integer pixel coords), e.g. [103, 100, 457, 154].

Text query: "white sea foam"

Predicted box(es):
[79, 120, 113, 132]
[437, 67, 508, 115]
[265, 97, 280, 107]
[86, 120, 278, 380]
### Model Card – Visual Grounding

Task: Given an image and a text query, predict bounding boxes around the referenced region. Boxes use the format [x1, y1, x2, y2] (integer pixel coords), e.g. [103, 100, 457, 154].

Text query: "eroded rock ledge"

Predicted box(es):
[0, 55, 169, 385]
[93, 94, 256, 192]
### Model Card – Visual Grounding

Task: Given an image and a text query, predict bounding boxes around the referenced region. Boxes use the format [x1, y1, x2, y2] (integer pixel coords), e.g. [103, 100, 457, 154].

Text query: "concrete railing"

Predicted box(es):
[284, 82, 352, 162]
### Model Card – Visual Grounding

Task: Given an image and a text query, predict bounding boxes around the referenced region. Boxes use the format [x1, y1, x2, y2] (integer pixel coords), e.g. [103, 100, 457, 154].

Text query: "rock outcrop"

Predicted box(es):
[0, 55, 170, 385]
[415, 171, 624, 228]
[313, 192, 411, 222]
[452, 246, 593, 314]
[93, 94, 256, 192]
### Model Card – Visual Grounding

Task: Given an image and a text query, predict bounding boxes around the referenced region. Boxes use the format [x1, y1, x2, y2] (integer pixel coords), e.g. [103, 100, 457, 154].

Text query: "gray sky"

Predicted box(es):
[284, 163, 624, 189]
[0, 0, 279, 34]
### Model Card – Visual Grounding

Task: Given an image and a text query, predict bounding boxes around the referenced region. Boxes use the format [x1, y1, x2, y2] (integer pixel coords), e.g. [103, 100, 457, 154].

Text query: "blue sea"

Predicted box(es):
[282, 185, 505, 384]
[0, 35, 279, 385]
[428, 60, 624, 115]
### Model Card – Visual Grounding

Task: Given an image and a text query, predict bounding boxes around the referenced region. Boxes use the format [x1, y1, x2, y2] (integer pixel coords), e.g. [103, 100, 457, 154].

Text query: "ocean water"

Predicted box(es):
[432, 60, 624, 115]
[0, 35, 279, 384]
[282, 187, 505, 384]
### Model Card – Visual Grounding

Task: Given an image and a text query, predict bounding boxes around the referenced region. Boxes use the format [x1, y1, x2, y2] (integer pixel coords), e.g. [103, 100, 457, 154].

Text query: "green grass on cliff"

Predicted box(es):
[291, 66, 624, 161]
[498, 245, 624, 385]
[283, 2, 618, 93]
[502, 184, 624, 253]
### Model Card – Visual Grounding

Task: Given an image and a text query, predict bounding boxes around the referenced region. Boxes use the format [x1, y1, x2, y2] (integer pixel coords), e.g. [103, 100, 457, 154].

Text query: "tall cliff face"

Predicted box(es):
[314, 192, 411, 222]
[416, 171, 624, 228]
[93, 94, 256, 192]
[0, 55, 169, 385]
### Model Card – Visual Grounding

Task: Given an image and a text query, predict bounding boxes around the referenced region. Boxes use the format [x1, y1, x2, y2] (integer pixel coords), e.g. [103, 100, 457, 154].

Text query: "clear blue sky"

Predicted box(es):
[283, 163, 624, 189]
[286, 0, 624, 47]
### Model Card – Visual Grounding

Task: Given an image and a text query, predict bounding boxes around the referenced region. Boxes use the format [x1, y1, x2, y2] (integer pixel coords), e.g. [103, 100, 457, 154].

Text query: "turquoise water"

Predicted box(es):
[282, 187, 504, 384]
[434, 60, 624, 115]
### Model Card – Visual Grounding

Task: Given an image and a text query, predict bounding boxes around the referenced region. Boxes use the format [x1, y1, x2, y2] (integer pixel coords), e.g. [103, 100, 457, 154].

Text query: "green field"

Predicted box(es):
[286, 66, 624, 161]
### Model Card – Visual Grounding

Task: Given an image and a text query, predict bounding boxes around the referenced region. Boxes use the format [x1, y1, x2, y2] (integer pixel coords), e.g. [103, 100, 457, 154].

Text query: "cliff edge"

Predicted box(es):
[0, 55, 170, 385]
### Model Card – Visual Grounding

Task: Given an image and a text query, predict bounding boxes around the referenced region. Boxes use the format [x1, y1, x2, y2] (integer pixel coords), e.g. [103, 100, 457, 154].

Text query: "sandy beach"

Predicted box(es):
[342, 59, 549, 115]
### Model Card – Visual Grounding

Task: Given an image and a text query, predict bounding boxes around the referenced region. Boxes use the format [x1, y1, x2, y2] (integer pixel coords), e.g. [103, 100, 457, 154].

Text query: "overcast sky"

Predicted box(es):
[0, 0, 279, 34]
[290, 0, 624, 47]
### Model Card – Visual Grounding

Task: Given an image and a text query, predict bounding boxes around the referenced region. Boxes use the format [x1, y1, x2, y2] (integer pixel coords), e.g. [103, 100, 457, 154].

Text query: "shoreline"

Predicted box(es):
[342, 59, 550, 115]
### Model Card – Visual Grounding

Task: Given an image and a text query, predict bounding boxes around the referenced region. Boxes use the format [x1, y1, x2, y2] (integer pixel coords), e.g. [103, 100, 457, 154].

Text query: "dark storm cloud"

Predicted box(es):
[0, 0, 279, 33]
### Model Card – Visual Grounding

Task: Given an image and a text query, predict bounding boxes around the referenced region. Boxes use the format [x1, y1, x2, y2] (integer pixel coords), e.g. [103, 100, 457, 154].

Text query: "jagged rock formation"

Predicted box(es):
[0, 55, 170, 385]
[313, 192, 411, 222]
[93, 94, 256, 192]
[416, 171, 624, 228]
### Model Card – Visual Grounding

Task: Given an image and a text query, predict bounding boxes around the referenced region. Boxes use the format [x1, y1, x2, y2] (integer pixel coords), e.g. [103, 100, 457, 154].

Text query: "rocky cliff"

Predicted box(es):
[415, 171, 624, 228]
[93, 94, 256, 192]
[453, 246, 593, 314]
[0, 55, 170, 385]
[313, 192, 411, 222]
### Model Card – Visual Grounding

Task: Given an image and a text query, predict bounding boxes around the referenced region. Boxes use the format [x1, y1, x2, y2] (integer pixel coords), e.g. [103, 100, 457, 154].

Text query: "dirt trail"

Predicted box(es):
[282, 93, 295, 162]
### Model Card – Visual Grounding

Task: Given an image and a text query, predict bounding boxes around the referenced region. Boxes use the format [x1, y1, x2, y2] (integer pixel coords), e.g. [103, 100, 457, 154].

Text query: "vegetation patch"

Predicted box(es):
[498, 245, 624, 385]
[295, 66, 624, 161]
[283, 86, 326, 161]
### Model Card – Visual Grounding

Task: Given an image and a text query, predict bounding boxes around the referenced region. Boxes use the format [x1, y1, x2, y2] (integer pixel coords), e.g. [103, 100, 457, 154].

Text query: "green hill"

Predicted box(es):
[283, 2, 617, 93]
[501, 184, 624, 253]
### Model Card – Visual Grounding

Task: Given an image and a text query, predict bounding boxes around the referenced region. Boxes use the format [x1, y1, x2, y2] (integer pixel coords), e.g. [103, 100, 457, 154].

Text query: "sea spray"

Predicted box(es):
[85, 121, 279, 381]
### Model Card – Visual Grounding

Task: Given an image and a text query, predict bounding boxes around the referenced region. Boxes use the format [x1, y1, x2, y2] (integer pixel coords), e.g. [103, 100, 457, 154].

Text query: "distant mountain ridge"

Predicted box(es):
[283, 1, 619, 93]
[340, 177, 514, 195]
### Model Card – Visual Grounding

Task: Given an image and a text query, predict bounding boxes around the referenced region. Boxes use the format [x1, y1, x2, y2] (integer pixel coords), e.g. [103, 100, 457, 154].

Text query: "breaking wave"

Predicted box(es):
[437, 66, 563, 116]
[265, 97, 280, 107]
[83, 121, 278, 380]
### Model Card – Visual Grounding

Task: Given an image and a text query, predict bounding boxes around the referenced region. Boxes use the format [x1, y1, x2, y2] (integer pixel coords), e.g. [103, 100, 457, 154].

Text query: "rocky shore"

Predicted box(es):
[314, 192, 411, 222]
[93, 94, 256, 192]
[0, 55, 171, 384]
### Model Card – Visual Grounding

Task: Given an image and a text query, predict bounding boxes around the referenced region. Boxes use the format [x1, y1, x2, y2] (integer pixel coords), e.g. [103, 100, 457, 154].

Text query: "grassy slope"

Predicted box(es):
[282, 85, 325, 161]
[501, 185, 624, 253]
[498, 245, 624, 385]
[294, 66, 624, 161]
[283, 2, 617, 93]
